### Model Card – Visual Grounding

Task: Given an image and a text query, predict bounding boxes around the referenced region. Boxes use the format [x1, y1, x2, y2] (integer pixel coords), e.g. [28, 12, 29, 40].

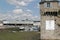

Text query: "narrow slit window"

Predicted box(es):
[47, 3, 50, 7]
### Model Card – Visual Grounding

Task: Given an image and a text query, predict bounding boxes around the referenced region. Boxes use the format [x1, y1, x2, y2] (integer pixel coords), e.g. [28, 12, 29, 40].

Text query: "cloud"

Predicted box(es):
[0, 8, 40, 21]
[26, 9, 32, 12]
[6, 0, 33, 6]
[12, 9, 40, 21]
[0, 0, 40, 21]
[12, 9, 23, 14]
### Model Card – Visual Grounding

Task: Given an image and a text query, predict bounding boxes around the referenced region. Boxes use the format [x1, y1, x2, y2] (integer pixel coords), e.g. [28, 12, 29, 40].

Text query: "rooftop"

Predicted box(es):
[40, 0, 59, 4]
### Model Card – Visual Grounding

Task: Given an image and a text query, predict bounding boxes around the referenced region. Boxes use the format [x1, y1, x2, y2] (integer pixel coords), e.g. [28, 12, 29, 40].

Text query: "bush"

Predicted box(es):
[5, 27, 20, 31]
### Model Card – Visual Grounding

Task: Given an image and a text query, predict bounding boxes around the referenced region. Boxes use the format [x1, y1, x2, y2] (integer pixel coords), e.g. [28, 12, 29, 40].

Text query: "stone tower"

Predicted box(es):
[40, 0, 60, 40]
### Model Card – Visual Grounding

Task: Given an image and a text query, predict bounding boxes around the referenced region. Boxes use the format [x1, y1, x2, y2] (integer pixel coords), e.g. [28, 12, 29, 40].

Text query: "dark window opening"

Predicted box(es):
[3, 24, 33, 26]
[43, 12, 57, 16]
[58, 13, 60, 15]
[58, 10, 60, 15]
[58, 24, 60, 27]
[53, 12, 57, 16]
[47, 3, 50, 7]
[16, 24, 23, 26]
[3, 24, 15, 26]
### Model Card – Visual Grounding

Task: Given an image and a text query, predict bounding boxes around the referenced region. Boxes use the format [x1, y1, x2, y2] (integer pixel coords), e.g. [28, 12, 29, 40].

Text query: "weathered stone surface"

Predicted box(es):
[40, 0, 60, 39]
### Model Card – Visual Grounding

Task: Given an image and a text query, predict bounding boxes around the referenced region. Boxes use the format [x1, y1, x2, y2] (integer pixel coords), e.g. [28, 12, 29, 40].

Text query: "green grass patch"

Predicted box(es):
[0, 32, 39, 40]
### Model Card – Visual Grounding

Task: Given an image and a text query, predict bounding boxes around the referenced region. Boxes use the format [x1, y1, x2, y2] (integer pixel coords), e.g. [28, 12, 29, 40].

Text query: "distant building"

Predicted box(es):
[0, 20, 40, 31]
[33, 21, 40, 27]
[40, 0, 60, 39]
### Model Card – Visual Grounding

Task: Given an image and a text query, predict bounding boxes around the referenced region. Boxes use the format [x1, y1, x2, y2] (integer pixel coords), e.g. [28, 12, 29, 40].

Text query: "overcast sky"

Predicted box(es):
[0, 0, 40, 21]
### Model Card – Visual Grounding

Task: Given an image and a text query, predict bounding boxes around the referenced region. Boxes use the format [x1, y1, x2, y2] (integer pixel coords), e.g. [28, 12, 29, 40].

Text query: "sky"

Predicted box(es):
[0, 0, 40, 21]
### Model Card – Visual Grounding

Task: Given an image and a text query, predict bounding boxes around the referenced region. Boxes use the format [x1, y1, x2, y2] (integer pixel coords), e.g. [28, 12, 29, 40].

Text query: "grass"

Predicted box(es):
[0, 32, 40, 40]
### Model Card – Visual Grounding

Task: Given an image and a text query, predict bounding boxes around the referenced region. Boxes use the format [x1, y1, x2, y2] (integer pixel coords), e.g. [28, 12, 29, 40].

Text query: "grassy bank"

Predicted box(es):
[0, 32, 40, 40]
